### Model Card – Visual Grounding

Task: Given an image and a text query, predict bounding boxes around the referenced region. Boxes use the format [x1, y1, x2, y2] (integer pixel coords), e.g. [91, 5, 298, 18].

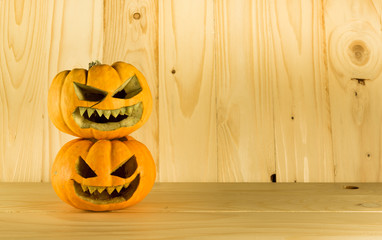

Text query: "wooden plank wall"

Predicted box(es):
[1, 0, 382, 182]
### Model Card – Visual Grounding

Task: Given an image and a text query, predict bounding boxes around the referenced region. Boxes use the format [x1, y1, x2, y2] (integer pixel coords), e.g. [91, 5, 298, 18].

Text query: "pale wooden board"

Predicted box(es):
[2, 183, 382, 213]
[269, 0, 334, 182]
[2, 212, 382, 240]
[0, 0, 102, 182]
[214, 1, 276, 181]
[158, 0, 217, 181]
[324, 0, 382, 181]
[1, 183, 382, 239]
[3, 0, 382, 183]
[102, 0, 159, 176]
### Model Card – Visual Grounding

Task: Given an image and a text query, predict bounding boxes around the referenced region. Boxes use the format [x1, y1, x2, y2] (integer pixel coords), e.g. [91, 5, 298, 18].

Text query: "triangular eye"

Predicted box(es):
[73, 82, 108, 102]
[76, 156, 97, 178]
[112, 75, 142, 99]
[111, 155, 138, 178]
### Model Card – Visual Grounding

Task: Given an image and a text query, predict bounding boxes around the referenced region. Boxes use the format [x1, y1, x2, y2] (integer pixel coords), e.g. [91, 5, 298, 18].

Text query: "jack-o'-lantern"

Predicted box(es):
[48, 61, 152, 139]
[51, 136, 156, 211]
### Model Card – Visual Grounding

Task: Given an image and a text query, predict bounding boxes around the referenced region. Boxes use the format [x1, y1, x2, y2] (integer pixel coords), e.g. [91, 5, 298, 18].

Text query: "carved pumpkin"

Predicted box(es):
[51, 136, 156, 211]
[48, 61, 152, 139]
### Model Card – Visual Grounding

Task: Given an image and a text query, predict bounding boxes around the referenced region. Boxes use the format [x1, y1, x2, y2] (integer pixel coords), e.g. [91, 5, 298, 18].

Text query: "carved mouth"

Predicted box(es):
[73, 174, 140, 204]
[72, 102, 143, 131]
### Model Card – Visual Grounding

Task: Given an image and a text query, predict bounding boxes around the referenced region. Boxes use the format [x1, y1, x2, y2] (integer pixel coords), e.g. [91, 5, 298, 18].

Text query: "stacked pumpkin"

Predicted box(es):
[48, 61, 155, 211]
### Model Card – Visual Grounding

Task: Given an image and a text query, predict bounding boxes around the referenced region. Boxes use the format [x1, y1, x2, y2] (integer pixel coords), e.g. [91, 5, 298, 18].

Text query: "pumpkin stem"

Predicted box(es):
[88, 60, 101, 69]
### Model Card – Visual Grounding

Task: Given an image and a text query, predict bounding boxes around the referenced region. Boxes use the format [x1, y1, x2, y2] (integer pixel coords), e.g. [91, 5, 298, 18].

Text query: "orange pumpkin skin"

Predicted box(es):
[51, 136, 156, 211]
[48, 62, 152, 139]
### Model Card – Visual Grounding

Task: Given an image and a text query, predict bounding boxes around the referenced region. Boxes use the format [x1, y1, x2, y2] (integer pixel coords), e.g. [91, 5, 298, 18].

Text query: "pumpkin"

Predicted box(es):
[48, 61, 152, 139]
[51, 136, 156, 211]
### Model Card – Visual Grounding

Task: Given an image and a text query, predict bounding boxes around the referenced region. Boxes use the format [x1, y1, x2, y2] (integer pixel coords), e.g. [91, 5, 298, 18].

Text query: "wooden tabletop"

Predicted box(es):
[1, 182, 382, 239]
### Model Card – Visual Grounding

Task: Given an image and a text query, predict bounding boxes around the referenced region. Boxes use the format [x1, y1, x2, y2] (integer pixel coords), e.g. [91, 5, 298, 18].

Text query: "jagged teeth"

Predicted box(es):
[120, 107, 126, 115]
[107, 186, 115, 195]
[79, 107, 87, 116]
[97, 187, 106, 193]
[103, 110, 111, 119]
[96, 109, 103, 117]
[81, 185, 88, 192]
[81, 184, 128, 195]
[78, 105, 140, 119]
[88, 186, 97, 194]
[116, 185, 123, 193]
[111, 109, 120, 118]
[87, 108, 95, 117]
[90, 107, 130, 117]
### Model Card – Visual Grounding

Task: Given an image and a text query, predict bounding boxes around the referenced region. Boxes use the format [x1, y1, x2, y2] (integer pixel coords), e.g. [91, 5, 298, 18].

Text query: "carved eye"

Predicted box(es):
[73, 82, 108, 102]
[76, 156, 97, 178]
[111, 155, 138, 178]
[112, 75, 142, 99]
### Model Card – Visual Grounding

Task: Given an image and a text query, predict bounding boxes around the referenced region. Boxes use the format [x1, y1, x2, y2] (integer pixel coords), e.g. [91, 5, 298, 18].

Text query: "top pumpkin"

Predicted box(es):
[48, 61, 152, 139]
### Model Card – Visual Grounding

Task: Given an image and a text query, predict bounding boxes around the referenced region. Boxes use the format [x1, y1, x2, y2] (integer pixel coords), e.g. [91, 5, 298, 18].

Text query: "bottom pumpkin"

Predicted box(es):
[51, 136, 156, 211]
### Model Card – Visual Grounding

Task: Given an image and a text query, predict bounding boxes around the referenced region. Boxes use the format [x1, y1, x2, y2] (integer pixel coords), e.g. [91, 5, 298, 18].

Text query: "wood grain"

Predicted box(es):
[2, 0, 382, 183]
[325, 0, 382, 181]
[0, 0, 102, 181]
[158, 0, 217, 181]
[2, 183, 382, 239]
[103, 0, 159, 176]
[3, 183, 382, 213]
[2, 212, 382, 240]
[269, 0, 334, 182]
[214, 0, 275, 182]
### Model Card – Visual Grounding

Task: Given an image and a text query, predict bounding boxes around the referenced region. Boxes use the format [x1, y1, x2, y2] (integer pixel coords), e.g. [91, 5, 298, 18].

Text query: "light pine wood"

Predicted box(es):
[0, 0, 102, 182]
[2, 212, 382, 240]
[2, 0, 382, 182]
[214, 1, 275, 182]
[102, 0, 159, 178]
[4, 182, 382, 213]
[158, 0, 217, 181]
[325, 0, 382, 181]
[2, 183, 382, 239]
[269, 0, 334, 182]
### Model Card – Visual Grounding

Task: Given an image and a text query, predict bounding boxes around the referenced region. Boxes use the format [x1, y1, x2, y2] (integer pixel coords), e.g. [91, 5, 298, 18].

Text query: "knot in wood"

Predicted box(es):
[348, 40, 370, 66]
[133, 12, 141, 20]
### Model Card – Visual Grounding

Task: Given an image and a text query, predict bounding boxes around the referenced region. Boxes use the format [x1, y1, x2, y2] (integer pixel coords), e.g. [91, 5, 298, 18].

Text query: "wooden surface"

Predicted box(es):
[270, 0, 334, 182]
[1, 183, 382, 239]
[158, 0, 217, 181]
[214, 0, 275, 182]
[2, 0, 382, 182]
[325, 0, 382, 182]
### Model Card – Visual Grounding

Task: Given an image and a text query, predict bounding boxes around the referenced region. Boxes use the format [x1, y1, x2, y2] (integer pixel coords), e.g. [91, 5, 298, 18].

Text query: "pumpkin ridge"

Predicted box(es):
[61, 71, 81, 137]
[48, 70, 75, 135]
